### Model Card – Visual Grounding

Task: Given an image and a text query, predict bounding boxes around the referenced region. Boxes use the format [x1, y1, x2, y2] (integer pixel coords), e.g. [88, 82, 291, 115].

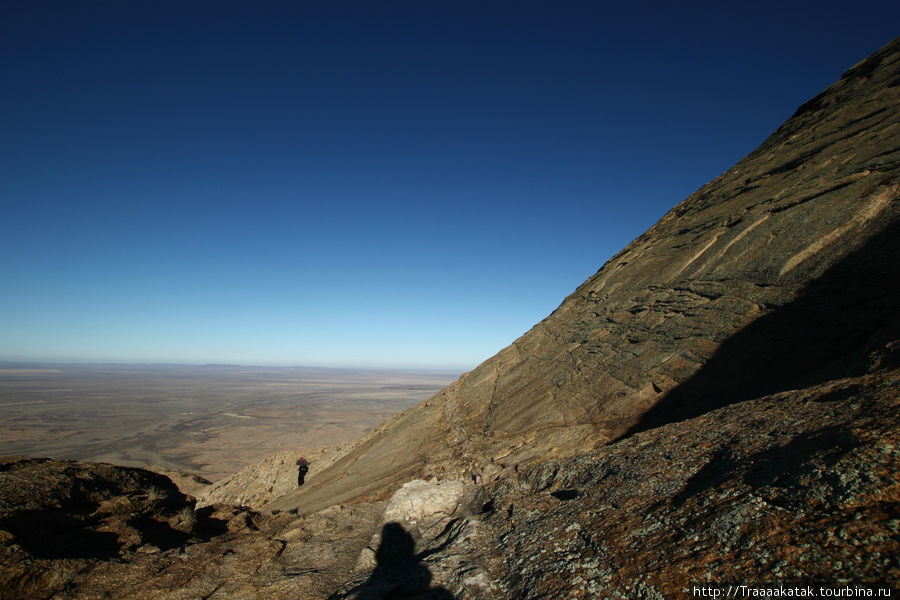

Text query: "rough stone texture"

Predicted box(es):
[2, 38, 900, 600]
[435, 369, 900, 598]
[350, 478, 477, 575]
[382, 479, 472, 535]
[0, 457, 388, 600]
[0, 457, 218, 598]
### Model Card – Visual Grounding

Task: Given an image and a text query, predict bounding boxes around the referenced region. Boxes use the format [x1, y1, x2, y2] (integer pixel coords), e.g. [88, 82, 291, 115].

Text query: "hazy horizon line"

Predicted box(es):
[0, 358, 471, 374]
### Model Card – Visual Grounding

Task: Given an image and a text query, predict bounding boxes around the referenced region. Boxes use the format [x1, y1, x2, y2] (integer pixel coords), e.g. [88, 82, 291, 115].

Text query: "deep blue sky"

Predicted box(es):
[2, 2, 898, 369]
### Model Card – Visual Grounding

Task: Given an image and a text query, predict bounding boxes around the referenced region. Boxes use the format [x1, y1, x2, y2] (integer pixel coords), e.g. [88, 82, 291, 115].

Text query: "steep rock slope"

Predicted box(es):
[269, 37, 900, 515]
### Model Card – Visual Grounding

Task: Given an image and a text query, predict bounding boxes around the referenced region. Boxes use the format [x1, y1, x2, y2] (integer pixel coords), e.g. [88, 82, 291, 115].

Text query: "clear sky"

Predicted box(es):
[2, 2, 898, 369]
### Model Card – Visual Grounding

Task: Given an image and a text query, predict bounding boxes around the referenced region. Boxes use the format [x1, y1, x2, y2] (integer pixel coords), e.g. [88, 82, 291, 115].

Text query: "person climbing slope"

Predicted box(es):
[296, 457, 309, 486]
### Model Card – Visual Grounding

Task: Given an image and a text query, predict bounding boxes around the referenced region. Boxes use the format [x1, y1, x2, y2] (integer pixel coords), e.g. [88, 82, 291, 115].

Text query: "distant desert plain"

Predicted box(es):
[0, 363, 459, 483]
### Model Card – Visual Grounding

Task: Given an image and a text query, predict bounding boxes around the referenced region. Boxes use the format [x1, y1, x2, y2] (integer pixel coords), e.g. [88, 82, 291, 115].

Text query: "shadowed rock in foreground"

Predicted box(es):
[2, 38, 900, 599]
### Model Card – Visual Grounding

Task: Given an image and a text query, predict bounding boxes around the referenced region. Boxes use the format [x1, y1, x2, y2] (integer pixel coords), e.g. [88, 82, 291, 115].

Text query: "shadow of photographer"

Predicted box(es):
[331, 521, 455, 599]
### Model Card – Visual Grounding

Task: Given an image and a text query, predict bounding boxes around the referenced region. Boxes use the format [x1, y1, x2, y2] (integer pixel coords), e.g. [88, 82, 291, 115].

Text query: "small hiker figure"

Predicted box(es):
[296, 457, 309, 486]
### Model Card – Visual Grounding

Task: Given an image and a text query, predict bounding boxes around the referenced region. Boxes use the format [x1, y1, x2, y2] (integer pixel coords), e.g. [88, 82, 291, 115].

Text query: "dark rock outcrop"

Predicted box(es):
[0, 457, 279, 599]
[0, 458, 194, 597]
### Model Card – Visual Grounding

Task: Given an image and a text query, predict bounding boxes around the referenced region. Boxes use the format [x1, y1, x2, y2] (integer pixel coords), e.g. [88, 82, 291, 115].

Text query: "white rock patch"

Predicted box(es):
[382, 478, 468, 532]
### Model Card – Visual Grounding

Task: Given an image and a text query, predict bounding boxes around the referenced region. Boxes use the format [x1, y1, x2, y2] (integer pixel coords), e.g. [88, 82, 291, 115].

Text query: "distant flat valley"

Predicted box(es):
[0, 364, 459, 482]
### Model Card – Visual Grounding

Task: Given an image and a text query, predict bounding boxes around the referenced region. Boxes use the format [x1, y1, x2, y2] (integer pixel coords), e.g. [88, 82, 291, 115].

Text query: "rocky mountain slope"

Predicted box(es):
[2, 38, 899, 600]
[265, 36, 900, 517]
[403, 371, 899, 598]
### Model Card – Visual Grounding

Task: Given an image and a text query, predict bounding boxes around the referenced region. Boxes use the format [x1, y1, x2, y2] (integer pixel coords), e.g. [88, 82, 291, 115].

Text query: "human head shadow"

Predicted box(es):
[330, 522, 455, 599]
[620, 217, 900, 440]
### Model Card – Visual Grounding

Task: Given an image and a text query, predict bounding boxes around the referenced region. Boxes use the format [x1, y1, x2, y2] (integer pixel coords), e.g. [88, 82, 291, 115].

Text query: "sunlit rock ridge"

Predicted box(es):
[2, 38, 899, 599]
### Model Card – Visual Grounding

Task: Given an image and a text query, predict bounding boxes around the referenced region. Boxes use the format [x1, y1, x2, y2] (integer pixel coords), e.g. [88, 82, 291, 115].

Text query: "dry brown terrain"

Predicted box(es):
[0, 364, 458, 482]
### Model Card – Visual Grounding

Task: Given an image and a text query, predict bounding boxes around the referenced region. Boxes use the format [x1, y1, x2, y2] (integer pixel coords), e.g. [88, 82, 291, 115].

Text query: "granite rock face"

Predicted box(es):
[381, 479, 474, 536]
